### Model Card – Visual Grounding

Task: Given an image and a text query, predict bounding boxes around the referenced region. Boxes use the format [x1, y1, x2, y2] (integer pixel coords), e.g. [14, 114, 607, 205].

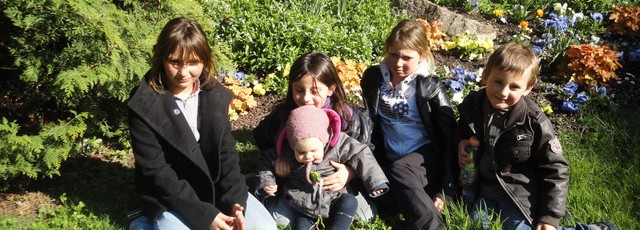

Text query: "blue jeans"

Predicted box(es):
[470, 195, 594, 230]
[263, 186, 376, 228]
[129, 192, 276, 230]
[293, 193, 357, 230]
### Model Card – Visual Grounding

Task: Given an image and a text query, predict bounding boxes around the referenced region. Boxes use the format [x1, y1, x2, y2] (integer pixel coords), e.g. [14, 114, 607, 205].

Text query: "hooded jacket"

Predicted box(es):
[360, 65, 458, 196]
[256, 111, 388, 219]
[456, 89, 569, 227]
[127, 72, 247, 230]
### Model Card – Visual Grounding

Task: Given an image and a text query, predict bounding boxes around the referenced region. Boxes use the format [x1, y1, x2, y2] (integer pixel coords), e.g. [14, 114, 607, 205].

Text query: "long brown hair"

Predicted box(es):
[383, 18, 435, 71]
[282, 52, 352, 127]
[146, 17, 216, 93]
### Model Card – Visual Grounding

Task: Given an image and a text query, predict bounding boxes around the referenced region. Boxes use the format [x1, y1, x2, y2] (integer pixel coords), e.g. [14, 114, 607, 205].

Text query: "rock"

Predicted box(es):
[393, 0, 497, 40]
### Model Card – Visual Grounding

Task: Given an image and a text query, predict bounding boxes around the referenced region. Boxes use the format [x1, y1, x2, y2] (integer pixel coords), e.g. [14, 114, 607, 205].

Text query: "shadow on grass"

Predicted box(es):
[31, 156, 137, 228]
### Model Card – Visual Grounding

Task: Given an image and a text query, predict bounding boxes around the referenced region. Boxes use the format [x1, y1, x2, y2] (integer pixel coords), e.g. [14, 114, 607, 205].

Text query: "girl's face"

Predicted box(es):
[385, 43, 425, 80]
[164, 52, 204, 96]
[484, 68, 533, 110]
[291, 75, 335, 108]
[292, 137, 325, 164]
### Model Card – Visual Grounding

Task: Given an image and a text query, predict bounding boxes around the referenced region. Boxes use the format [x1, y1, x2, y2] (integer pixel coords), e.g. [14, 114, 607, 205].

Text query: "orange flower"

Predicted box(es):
[536, 9, 544, 18]
[519, 21, 529, 29]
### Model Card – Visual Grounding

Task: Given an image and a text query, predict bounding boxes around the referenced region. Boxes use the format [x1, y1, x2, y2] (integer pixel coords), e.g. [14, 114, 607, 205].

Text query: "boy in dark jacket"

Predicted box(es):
[456, 42, 617, 230]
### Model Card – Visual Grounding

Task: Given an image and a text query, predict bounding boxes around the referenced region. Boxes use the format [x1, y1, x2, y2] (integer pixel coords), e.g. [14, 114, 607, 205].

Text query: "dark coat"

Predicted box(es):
[127, 73, 247, 230]
[360, 65, 458, 197]
[456, 89, 569, 227]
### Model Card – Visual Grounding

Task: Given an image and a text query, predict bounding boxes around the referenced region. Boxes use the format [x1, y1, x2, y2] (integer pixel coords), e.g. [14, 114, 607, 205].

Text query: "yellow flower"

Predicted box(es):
[542, 104, 553, 115]
[519, 21, 529, 29]
[228, 109, 239, 121]
[493, 9, 505, 17]
[253, 83, 266, 96]
[536, 9, 544, 18]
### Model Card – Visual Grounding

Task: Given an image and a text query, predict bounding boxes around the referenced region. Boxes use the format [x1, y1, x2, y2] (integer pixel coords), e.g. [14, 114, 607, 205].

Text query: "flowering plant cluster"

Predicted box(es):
[561, 44, 622, 88]
[442, 66, 482, 106]
[608, 5, 640, 37]
[556, 82, 610, 113]
[445, 32, 494, 60]
[220, 71, 260, 121]
[331, 57, 368, 102]
[416, 19, 448, 51]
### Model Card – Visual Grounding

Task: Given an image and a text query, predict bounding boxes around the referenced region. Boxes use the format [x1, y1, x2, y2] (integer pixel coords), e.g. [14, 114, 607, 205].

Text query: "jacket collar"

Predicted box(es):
[459, 88, 528, 130]
[127, 76, 209, 173]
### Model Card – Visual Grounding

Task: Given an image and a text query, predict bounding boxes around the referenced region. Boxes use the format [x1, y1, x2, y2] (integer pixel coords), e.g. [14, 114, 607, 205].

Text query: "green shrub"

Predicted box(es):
[205, 0, 401, 75]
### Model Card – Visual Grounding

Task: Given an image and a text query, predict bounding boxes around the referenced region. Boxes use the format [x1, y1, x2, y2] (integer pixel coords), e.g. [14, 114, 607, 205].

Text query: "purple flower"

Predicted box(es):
[562, 82, 579, 96]
[532, 45, 543, 55]
[453, 66, 466, 76]
[446, 79, 465, 93]
[533, 39, 546, 47]
[576, 92, 589, 103]
[597, 86, 607, 96]
[590, 12, 604, 22]
[561, 101, 579, 112]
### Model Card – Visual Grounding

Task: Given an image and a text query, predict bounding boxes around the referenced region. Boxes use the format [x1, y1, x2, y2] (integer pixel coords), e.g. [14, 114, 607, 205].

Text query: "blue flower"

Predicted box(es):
[576, 92, 589, 103]
[532, 45, 543, 55]
[533, 39, 546, 47]
[561, 101, 579, 112]
[453, 66, 466, 76]
[548, 13, 558, 20]
[234, 71, 246, 81]
[590, 12, 604, 22]
[465, 72, 478, 82]
[596, 86, 607, 96]
[630, 48, 640, 61]
[446, 79, 465, 93]
[467, 0, 479, 9]
[562, 82, 579, 96]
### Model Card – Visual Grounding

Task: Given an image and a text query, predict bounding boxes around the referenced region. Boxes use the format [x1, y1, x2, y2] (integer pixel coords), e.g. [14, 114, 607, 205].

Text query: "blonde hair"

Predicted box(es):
[146, 17, 216, 93]
[481, 42, 540, 86]
[383, 18, 435, 71]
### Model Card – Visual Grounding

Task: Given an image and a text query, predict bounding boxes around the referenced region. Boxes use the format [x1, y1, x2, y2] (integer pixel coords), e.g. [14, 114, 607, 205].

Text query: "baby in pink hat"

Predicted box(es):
[256, 105, 388, 229]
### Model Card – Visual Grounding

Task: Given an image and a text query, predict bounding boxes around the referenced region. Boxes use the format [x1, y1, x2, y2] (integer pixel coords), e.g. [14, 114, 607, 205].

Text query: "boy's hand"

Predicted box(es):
[272, 157, 291, 177]
[210, 212, 235, 230]
[263, 184, 278, 196]
[370, 188, 384, 196]
[458, 139, 472, 167]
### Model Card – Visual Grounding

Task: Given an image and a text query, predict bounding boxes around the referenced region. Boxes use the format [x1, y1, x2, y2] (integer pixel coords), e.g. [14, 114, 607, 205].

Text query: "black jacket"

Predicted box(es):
[361, 65, 458, 196]
[127, 72, 247, 230]
[456, 89, 569, 227]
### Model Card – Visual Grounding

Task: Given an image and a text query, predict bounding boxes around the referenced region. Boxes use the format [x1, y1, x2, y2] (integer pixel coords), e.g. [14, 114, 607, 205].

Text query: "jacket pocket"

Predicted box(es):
[497, 133, 533, 163]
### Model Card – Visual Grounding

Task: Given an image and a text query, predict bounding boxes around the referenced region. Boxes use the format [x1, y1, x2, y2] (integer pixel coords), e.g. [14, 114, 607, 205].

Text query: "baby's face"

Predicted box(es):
[291, 137, 325, 164]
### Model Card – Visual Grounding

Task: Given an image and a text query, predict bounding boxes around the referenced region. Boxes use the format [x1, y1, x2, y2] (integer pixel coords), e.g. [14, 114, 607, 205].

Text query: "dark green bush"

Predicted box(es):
[205, 0, 402, 75]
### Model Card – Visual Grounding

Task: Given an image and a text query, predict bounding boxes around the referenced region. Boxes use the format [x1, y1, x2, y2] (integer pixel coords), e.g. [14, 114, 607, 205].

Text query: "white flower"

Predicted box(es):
[572, 13, 585, 22]
[500, 17, 507, 24]
[553, 3, 567, 15]
[452, 92, 465, 104]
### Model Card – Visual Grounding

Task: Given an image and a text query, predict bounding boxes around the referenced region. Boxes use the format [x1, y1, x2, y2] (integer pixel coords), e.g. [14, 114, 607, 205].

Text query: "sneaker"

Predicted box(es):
[593, 220, 618, 230]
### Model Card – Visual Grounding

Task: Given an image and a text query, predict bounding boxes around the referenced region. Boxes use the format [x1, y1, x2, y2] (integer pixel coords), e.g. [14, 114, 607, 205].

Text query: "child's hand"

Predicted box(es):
[534, 223, 556, 230]
[458, 139, 472, 167]
[433, 193, 445, 213]
[370, 189, 384, 196]
[272, 157, 291, 177]
[263, 185, 278, 196]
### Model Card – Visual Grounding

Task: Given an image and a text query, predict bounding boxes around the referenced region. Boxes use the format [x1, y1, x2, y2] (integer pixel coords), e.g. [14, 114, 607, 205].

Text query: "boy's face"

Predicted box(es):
[292, 75, 335, 109]
[291, 137, 325, 164]
[484, 68, 533, 110]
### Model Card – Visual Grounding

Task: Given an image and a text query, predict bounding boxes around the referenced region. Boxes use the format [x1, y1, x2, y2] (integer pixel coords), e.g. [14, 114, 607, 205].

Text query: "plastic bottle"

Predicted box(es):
[460, 136, 479, 205]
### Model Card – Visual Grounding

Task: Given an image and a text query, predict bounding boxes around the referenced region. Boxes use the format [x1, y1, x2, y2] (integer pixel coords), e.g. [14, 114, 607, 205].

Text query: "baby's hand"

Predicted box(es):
[263, 185, 278, 196]
[370, 189, 384, 196]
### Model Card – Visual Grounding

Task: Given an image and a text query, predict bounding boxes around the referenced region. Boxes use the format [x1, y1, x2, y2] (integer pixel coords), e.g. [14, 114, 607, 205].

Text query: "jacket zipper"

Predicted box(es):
[490, 128, 533, 224]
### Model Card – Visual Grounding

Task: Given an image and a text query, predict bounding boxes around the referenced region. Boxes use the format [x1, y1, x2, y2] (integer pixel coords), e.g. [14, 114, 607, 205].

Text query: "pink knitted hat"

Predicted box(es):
[286, 105, 330, 144]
